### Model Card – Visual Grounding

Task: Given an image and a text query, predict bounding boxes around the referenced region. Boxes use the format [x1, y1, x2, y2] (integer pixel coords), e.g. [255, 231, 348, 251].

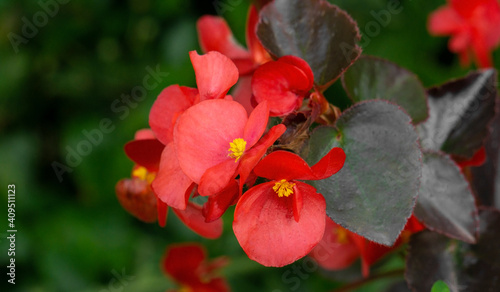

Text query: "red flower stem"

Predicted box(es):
[330, 268, 405, 292]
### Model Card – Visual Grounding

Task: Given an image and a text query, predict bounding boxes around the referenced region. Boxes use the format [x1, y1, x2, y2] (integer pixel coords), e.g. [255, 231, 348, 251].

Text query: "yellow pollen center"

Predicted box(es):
[132, 166, 156, 184]
[335, 226, 349, 244]
[273, 179, 296, 197]
[178, 286, 193, 292]
[228, 138, 247, 162]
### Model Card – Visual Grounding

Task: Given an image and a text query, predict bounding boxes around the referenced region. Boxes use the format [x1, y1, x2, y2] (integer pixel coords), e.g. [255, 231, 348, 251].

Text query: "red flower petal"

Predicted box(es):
[455, 146, 487, 168]
[253, 150, 316, 181]
[197, 15, 254, 75]
[115, 178, 157, 223]
[246, 5, 271, 65]
[163, 244, 206, 285]
[152, 143, 193, 210]
[310, 147, 346, 180]
[428, 6, 463, 35]
[134, 128, 156, 140]
[162, 243, 230, 292]
[350, 214, 425, 277]
[124, 138, 165, 172]
[203, 180, 239, 222]
[197, 16, 251, 60]
[243, 100, 269, 148]
[351, 234, 397, 278]
[471, 33, 493, 67]
[157, 198, 168, 227]
[198, 159, 239, 197]
[405, 214, 426, 233]
[309, 217, 360, 270]
[189, 51, 239, 101]
[292, 181, 304, 222]
[149, 85, 197, 145]
[252, 60, 311, 116]
[237, 124, 287, 195]
[231, 75, 255, 115]
[233, 181, 326, 267]
[276, 56, 314, 91]
[175, 99, 248, 183]
[172, 202, 223, 239]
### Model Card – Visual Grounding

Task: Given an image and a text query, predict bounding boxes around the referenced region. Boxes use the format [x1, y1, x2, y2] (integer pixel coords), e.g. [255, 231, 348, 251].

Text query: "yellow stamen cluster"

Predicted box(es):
[335, 226, 349, 244]
[132, 166, 156, 184]
[228, 138, 247, 162]
[273, 179, 296, 197]
[178, 286, 193, 292]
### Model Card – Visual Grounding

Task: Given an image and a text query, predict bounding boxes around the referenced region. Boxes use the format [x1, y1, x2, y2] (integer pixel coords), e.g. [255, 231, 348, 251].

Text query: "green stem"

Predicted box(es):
[331, 268, 406, 292]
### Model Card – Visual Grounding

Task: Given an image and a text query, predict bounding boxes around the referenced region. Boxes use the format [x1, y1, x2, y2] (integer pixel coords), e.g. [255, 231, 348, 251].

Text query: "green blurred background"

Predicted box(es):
[0, 0, 498, 291]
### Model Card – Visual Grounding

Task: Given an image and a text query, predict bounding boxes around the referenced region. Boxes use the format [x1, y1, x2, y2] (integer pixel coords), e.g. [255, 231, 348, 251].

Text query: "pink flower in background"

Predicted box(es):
[428, 0, 500, 67]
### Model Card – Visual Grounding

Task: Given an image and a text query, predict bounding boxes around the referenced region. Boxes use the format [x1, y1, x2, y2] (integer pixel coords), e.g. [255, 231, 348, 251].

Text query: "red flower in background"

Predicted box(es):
[308, 217, 360, 271]
[310, 215, 425, 277]
[116, 129, 164, 223]
[117, 129, 223, 239]
[197, 5, 271, 114]
[233, 148, 346, 267]
[428, 0, 500, 67]
[162, 243, 230, 292]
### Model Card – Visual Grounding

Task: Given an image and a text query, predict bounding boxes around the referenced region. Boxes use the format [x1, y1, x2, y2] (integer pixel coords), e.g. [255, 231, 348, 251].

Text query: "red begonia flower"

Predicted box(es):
[233, 148, 346, 267]
[118, 129, 163, 222]
[116, 166, 158, 223]
[149, 51, 239, 145]
[119, 131, 222, 238]
[174, 99, 286, 197]
[162, 243, 230, 292]
[309, 217, 360, 270]
[428, 0, 500, 67]
[352, 215, 425, 277]
[311, 214, 425, 277]
[202, 123, 286, 223]
[252, 56, 315, 116]
[150, 49, 238, 213]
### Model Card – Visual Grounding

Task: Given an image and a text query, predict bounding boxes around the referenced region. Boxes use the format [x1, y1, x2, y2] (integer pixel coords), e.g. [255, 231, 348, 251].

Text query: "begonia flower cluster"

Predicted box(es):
[115, 4, 428, 275]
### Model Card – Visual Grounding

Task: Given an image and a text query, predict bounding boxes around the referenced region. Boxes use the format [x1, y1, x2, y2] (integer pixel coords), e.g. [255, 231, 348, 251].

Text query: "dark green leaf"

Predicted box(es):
[307, 100, 422, 245]
[406, 208, 500, 292]
[417, 70, 497, 158]
[341, 56, 428, 123]
[414, 151, 478, 243]
[471, 101, 500, 208]
[431, 280, 450, 292]
[257, 0, 361, 86]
